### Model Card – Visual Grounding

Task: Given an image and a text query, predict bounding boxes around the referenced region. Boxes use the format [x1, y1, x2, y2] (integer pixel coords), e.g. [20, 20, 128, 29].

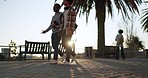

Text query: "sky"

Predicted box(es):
[0, 0, 148, 53]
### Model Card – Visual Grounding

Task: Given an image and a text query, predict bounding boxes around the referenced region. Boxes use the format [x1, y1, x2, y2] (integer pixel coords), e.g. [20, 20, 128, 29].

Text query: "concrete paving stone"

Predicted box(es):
[76, 58, 147, 78]
[0, 58, 148, 78]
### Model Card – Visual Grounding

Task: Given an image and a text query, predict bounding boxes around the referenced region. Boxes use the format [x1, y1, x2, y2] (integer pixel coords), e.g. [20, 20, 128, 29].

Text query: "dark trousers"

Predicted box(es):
[116, 46, 125, 59]
[51, 32, 63, 60]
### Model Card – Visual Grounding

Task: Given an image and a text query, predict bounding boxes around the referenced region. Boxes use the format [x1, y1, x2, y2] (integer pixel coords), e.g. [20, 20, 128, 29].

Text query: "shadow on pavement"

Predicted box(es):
[0, 60, 95, 78]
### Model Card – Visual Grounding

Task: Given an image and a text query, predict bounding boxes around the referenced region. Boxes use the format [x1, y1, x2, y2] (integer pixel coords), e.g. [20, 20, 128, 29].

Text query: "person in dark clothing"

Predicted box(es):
[115, 29, 125, 60]
[41, 3, 63, 64]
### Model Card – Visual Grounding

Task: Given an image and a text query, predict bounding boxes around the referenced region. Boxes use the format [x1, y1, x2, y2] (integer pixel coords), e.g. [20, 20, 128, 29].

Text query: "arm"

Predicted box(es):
[41, 25, 52, 34]
[121, 35, 124, 42]
[41, 21, 55, 34]
[52, 21, 62, 29]
[115, 35, 117, 41]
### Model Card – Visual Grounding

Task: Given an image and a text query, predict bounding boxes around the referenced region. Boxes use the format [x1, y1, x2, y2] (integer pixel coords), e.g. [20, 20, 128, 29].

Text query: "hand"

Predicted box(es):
[41, 30, 46, 34]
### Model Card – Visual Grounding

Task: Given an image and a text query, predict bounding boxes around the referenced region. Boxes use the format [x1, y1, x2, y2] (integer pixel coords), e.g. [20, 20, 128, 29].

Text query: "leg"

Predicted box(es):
[58, 43, 64, 57]
[71, 51, 76, 57]
[60, 32, 67, 62]
[65, 49, 71, 62]
[58, 49, 64, 57]
[70, 51, 76, 63]
[121, 46, 125, 59]
[52, 32, 61, 60]
[62, 34, 72, 62]
[71, 43, 76, 57]
[116, 46, 120, 59]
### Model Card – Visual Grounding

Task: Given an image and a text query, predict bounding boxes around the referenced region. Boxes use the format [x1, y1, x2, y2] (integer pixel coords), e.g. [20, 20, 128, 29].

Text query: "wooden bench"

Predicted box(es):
[103, 46, 117, 57]
[19, 40, 52, 60]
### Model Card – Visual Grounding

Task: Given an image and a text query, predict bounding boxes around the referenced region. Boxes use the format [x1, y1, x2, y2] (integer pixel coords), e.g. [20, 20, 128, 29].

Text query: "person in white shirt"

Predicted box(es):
[115, 29, 125, 60]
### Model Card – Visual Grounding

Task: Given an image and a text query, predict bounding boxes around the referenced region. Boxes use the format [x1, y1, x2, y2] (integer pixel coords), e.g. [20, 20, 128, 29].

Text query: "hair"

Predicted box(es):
[118, 29, 123, 34]
[54, 3, 61, 8]
[66, 0, 74, 5]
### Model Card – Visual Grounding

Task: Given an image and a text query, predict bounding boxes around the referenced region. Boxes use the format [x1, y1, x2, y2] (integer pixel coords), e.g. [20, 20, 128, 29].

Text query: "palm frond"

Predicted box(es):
[106, 0, 113, 17]
[54, 0, 142, 23]
[86, 0, 94, 22]
[124, 0, 133, 13]
[54, 0, 57, 3]
[74, 0, 95, 22]
[113, 0, 142, 20]
[114, 0, 121, 13]
[143, 1, 148, 3]
[120, 1, 130, 19]
[140, 7, 148, 32]
[142, 19, 148, 32]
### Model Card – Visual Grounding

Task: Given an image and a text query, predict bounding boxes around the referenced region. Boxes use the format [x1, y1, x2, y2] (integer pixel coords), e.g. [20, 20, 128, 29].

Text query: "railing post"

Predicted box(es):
[19, 46, 22, 61]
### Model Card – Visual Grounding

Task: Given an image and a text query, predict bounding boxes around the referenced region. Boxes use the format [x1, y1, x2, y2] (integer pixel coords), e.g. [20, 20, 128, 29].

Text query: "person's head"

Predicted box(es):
[118, 29, 123, 34]
[63, 0, 73, 7]
[53, 3, 61, 12]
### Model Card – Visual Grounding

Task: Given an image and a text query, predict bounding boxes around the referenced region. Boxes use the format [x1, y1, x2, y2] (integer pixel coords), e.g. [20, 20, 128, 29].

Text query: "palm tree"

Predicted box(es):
[141, 1, 148, 32]
[55, 0, 142, 54]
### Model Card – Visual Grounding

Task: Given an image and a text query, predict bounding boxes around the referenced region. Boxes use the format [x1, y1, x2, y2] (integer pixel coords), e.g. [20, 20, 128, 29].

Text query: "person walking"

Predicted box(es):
[115, 29, 125, 60]
[59, 0, 76, 63]
[41, 3, 63, 64]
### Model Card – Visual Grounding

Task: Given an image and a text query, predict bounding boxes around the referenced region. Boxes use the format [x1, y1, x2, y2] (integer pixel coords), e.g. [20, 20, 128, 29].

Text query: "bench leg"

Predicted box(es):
[48, 53, 51, 60]
[19, 53, 22, 61]
[24, 53, 26, 60]
[42, 54, 44, 59]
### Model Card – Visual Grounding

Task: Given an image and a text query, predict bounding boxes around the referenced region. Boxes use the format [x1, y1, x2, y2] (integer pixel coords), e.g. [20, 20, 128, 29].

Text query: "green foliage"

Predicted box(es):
[126, 35, 145, 50]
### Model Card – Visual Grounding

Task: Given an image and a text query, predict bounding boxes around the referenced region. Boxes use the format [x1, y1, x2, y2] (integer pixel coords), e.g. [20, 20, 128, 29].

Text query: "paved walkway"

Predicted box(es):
[0, 58, 148, 78]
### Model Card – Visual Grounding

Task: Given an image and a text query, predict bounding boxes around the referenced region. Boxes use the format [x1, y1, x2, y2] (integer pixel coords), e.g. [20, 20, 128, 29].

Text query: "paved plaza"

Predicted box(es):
[0, 58, 148, 78]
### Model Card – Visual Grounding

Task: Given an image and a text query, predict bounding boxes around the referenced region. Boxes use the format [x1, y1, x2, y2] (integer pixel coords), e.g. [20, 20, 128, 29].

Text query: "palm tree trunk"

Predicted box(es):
[97, 13, 105, 53]
[95, 0, 106, 54]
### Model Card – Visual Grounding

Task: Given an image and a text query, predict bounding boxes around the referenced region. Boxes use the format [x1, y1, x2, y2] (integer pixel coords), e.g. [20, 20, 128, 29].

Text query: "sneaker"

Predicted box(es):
[61, 53, 67, 62]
